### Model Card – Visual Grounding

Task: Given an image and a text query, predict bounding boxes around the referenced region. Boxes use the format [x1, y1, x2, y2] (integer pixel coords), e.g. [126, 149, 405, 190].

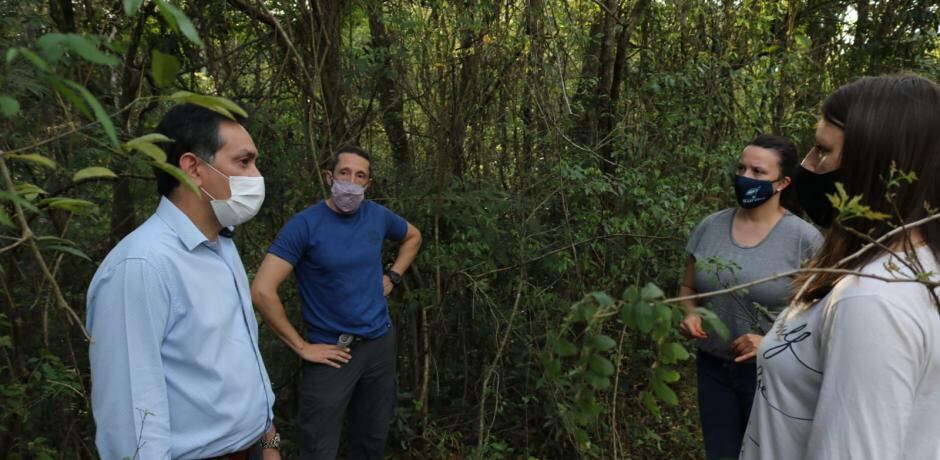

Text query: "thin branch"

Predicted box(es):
[0, 156, 89, 340]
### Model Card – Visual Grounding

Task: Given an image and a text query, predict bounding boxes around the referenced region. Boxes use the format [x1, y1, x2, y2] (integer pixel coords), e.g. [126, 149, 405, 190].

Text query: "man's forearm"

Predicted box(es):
[253, 291, 307, 352]
[389, 236, 421, 275]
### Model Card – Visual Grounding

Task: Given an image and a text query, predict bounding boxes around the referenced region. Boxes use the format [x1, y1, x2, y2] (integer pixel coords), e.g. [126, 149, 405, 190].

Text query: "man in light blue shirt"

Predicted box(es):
[86, 104, 280, 459]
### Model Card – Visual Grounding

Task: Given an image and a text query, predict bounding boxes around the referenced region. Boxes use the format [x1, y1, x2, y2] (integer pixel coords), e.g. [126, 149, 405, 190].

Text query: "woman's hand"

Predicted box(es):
[680, 313, 708, 339]
[731, 333, 763, 362]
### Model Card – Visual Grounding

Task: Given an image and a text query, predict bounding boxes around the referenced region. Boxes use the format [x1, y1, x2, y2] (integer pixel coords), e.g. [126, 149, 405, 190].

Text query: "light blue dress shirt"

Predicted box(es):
[87, 197, 274, 459]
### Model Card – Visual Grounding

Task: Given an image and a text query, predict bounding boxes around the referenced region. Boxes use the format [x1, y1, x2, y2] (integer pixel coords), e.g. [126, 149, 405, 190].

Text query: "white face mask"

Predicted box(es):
[200, 161, 265, 228]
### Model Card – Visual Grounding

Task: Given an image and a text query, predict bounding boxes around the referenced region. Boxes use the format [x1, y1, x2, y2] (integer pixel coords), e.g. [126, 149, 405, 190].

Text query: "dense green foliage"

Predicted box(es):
[1, 0, 937, 458]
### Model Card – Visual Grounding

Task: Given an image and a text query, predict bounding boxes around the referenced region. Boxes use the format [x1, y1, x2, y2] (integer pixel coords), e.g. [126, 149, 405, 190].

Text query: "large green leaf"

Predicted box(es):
[48, 78, 91, 118]
[170, 91, 247, 119]
[18, 47, 50, 71]
[127, 133, 172, 145]
[14, 183, 47, 200]
[43, 245, 92, 262]
[40, 197, 98, 214]
[151, 160, 200, 196]
[125, 133, 171, 162]
[37, 33, 118, 67]
[63, 79, 118, 148]
[123, 0, 145, 15]
[696, 307, 731, 341]
[651, 379, 678, 405]
[0, 95, 19, 118]
[0, 190, 40, 213]
[151, 49, 180, 88]
[0, 207, 13, 227]
[154, 0, 205, 48]
[588, 355, 615, 376]
[8, 153, 57, 169]
[73, 166, 117, 182]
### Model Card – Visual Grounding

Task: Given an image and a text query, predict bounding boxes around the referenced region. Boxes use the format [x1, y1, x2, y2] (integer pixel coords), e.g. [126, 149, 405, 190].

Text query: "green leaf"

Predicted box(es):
[590, 334, 617, 352]
[640, 282, 665, 300]
[635, 300, 656, 334]
[154, 0, 205, 48]
[696, 307, 731, 341]
[589, 355, 615, 376]
[0, 190, 40, 213]
[662, 342, 690, 363]
[0, 95, 19, 118]
[127, 133, 172, 145]
[18, 48, 49, 71]
[5, 48, 18, 64]
[553, 338, 577, 357]
[73, 166, 117, 182]
[641, 391, 661, 418]
[170, 91, 247, 119]
[63, 79, 118, 148]
[48, 78, 91, 118]
[151, 49, 180, 88]
[43, 245, 92, 262]
[126, 141, 167, 162]
[585, 373, 610, 390]
[14, 183, 47, 200]
[8, 153, 57, 169]
[40, 197, 98, 214]
[151, 160, 200, 196]
[0, 207, 13, 227]
[589, 291, 614, 308]
[657, 367, 681, 383]
[124, 0, 145, 15]
[652, 380, 678, 405]
[62, 34, 119, 66]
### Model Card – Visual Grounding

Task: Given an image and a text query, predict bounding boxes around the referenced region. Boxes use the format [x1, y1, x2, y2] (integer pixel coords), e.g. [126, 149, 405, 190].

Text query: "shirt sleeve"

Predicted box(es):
[801, 225, 824, 264]
[806, 293, 925, 460]
[268, 213, 310, 265]
[685, 212, 716, 257]
[86, 258, 173, 460]
[381, 205, 408, 241]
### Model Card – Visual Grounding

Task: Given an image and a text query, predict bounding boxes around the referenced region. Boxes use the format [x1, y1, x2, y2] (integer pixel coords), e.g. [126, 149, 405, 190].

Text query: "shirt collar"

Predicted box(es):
[155, 196, 211, 251]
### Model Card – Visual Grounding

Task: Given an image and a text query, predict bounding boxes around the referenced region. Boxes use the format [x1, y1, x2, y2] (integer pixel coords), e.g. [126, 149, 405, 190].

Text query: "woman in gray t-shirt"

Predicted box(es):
[679, 135, 822, 460]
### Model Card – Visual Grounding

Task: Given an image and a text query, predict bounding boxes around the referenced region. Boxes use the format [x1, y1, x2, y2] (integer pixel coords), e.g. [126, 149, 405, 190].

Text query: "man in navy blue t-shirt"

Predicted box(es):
[252, 146, 422, 459]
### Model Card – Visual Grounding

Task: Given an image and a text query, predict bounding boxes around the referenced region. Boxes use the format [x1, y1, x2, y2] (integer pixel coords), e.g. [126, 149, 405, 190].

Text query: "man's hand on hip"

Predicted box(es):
[298, 343, 351, 368]
[382, 275, 393, 296]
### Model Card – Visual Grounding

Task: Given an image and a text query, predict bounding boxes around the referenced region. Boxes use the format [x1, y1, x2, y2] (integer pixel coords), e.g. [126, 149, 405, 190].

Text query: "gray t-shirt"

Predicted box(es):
[686, 208, 822, 361]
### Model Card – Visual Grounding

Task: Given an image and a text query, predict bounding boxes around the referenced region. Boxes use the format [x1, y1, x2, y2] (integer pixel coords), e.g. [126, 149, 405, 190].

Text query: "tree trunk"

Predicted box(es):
[367, 2, 410, 173]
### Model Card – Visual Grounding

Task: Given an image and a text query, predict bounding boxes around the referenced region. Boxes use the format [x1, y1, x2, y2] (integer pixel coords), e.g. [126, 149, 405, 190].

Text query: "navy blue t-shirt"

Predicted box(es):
[268, 200, 408, 344]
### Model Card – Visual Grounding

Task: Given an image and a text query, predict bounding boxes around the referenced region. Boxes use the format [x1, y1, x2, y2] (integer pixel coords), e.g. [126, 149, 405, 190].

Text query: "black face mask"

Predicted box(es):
[795, 165, 839, 228]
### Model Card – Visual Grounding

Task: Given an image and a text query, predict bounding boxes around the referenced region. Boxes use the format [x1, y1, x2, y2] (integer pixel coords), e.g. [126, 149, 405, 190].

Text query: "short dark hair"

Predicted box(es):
[328, 145, 372, 176]
[154, 104, 247, 196]
[746, 134, 800, 212]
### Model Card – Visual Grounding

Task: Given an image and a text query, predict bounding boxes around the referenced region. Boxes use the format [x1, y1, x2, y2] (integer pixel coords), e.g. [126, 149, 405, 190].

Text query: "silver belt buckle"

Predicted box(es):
[337, 334, 354, 347]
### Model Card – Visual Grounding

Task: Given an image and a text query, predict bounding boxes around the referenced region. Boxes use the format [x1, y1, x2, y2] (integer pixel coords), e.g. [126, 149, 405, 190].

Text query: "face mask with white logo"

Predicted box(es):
[733, 175, 777, 209]
[200, 161, 265, 227]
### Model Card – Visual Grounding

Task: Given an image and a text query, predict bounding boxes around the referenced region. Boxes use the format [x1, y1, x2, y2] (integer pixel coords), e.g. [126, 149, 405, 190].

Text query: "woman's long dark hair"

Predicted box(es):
[794, 74, 940, 305]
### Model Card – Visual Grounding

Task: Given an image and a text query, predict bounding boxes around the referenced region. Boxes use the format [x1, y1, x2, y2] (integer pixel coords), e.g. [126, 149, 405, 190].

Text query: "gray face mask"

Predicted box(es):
[331, 179, 365, 213]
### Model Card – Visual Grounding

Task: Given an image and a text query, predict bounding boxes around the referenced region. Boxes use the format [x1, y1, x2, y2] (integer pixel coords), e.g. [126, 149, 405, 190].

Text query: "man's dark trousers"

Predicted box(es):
[297, 326, 397, 460]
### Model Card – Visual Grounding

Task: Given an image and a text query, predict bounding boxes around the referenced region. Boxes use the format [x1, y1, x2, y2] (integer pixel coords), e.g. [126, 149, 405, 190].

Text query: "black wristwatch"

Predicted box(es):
[385, 269, 403, 286]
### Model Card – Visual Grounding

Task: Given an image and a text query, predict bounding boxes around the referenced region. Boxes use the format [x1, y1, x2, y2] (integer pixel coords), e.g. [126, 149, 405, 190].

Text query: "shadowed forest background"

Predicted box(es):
[1, 0, 938, 458]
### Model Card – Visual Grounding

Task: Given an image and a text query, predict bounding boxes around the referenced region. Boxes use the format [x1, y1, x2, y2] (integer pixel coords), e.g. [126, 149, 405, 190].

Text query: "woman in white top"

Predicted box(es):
[740, 74, 940, 459]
